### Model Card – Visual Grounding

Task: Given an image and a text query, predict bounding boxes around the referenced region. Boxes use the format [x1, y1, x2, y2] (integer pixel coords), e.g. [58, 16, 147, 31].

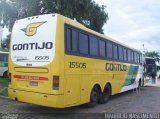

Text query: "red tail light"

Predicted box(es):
[53, 76, 59, 90]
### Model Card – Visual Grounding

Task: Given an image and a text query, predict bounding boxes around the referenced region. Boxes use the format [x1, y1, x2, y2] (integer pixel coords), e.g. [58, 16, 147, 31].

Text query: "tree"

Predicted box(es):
[0, 0, 108, 33]
[144, 51, 160, 58]
[1, 34, 10, 51]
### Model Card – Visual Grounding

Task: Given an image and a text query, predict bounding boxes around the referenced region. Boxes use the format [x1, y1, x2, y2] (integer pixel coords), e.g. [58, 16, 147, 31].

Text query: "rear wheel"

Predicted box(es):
[99, 84, 111, 104]
[86, 86, 100, 107]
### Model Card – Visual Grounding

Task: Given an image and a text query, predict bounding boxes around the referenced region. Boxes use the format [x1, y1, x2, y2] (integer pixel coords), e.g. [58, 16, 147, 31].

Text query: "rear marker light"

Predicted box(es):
[53, 76, 59, 90]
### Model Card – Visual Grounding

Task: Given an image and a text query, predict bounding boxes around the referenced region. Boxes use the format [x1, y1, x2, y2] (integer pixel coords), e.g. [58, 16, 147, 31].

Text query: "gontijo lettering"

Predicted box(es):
[106, 63, 127, 71]
[12, 42, 53, 51]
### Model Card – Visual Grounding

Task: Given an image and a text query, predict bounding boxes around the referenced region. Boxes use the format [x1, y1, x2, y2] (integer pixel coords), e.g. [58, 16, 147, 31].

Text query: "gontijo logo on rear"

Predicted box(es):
[21, 22, 46, 36]
[11, 14, 57, 67]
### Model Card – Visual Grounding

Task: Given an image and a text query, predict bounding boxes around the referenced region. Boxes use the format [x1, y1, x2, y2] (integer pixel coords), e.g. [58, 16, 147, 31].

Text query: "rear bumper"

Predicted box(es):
[8, 88, 64, 108]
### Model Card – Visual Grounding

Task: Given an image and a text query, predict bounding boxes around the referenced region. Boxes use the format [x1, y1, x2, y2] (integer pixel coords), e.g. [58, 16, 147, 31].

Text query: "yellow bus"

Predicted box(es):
[8, 14, 143, 108]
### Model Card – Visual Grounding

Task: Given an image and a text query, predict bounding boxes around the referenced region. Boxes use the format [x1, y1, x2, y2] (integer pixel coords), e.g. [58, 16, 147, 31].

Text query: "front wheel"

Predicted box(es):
[99, 84, 111, 104]
[137, 80, 141, 90]
[86, 86, 100, 107]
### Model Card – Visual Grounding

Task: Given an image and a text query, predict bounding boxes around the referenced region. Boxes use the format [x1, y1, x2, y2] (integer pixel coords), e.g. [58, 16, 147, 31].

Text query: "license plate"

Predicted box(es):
[30, 81, 38, 86]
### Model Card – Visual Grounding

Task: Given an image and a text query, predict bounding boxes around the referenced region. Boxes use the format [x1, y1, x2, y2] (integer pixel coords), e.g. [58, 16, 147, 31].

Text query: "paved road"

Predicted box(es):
[0, 86, 160, 119]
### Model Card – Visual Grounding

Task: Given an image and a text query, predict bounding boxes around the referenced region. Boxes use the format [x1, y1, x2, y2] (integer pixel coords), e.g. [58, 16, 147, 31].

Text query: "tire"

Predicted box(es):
[3, 71, 8, 78]
[99, 84, 111, 104]
[86, 86, 100, 107]
[141, 78, 144, 87]
[137, 80, 141, 89]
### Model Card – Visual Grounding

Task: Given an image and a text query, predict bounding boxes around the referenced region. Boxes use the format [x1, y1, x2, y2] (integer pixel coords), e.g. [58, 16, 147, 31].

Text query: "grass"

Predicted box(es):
[0, 78, 9, 97]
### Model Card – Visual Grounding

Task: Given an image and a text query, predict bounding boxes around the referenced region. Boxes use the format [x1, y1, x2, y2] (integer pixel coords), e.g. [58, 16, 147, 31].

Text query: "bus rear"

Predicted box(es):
[8, 14, 64, 108]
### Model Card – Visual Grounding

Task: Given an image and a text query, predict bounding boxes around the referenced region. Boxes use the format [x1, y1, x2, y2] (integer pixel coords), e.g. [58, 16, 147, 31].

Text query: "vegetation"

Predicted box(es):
[144, 51, 160, 58]
[1, 34, 10, 51]
[0, 0, 108, 33]
[0, 0, 108, 51]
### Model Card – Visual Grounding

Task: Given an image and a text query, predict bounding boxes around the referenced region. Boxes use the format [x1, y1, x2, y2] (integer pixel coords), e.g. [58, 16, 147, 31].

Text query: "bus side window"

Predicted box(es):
[79, 33, 89, 55]
[71, 30, 78, 52]
[123, 48, 127, 61]
[106, 41, 113, 59]
[113, 44, 118, 60]
[66, 28, 78, 52]
[99, 40, 106, 57]
[134, 52, 138, 63]
[127, 50, 131, 62]
[139, 54, 142, 64]
[66, 28, 72, 52]
[89, 36, 98, 56]
[131, 51, 134, 63]
[118, 46, 123, 61]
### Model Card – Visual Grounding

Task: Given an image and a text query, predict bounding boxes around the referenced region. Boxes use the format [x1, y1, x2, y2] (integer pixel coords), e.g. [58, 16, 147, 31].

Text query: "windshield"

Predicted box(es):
[11, 14, 57, 67]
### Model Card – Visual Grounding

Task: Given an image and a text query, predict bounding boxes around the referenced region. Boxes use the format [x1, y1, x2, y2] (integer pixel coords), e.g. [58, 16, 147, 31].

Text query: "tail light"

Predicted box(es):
[53, 76, 59, 90]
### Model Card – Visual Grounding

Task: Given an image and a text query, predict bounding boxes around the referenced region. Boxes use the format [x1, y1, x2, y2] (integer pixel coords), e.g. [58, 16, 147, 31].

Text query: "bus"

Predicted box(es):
[156, 61, 160, 79]
[8, 14, 143, 108]
[0, 51, 9, 77]
[144, 57, 157, 84]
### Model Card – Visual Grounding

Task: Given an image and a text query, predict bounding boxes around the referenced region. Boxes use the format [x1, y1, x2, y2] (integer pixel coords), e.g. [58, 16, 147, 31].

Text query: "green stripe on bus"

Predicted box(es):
[0, 62, 8, 67]
[123, 65, 139, 86]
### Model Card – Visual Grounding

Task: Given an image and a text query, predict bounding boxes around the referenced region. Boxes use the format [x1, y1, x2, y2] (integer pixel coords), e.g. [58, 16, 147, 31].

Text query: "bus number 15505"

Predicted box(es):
[69, 62, 86, 69]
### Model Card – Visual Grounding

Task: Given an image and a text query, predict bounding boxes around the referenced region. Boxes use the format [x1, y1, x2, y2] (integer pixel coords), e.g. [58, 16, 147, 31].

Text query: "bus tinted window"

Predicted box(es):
[66, 28, 78, 52]
[99, 40, 106, 57]
[137, 53, 139, 63]
[123, 49, 127, 61]
[72, 30, 78, 52]
[131, 51, 134, 63]
[66, 28, 71, 51]
[113, 44, 118, 59]
[89, 36, 98, 56]
[79, 33, 89, 54]
[127, 50, 131, 62]
[118, 46, 123, 60]
[134, 52, 137, 63]
[106, 42, 113, 58]
[0, 53, 8, 62]
[140, 54, 142, 64]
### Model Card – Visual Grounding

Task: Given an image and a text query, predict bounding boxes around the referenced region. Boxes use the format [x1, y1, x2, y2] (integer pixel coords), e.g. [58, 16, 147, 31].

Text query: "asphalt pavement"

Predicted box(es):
[0, 86, 160, 119]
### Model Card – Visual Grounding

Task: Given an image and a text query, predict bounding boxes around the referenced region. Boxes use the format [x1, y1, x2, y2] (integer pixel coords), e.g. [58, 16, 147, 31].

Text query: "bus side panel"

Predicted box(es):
[64, 75, 81, 105]
[64, 55, 128, 105]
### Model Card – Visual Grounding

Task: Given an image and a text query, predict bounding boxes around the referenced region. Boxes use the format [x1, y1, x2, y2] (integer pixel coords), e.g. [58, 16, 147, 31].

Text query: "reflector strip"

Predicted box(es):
[14, 75, 48, 81]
